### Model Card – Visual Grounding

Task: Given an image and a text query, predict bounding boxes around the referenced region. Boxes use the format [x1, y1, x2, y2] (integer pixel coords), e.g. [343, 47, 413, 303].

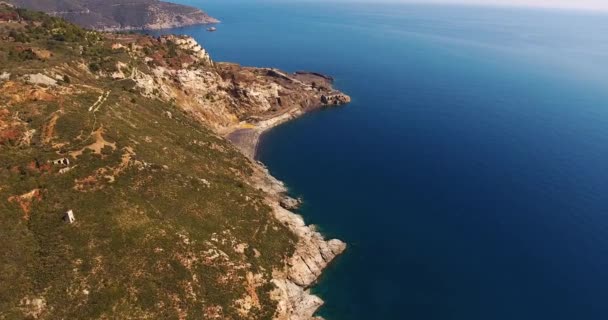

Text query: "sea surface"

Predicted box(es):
[152, 1, 608, 319]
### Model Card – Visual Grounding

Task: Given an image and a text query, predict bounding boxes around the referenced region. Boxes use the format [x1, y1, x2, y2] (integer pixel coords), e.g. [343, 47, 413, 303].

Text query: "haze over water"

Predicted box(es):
[159, 1, 608, 319]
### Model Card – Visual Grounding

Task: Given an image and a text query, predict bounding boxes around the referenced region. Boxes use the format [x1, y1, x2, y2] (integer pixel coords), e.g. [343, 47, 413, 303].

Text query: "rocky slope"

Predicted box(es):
[5, 0, 219, 30]
[0, 6, 348, 319]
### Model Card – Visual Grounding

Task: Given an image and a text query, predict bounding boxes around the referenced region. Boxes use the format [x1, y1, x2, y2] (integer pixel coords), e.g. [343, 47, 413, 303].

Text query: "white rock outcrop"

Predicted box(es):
[0, 72, 10, 82]
[169, 35, 213, 65]
[274, 204, 346, 287]
[252, 166, 346, 320]
[271, 278, 324, 320]
[24, 73, 57, 86]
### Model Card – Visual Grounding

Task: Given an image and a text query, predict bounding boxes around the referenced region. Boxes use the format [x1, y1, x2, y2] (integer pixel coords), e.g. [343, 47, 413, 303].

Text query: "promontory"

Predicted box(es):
[4, 0, 219, 30]
[0, 4, 349, 319]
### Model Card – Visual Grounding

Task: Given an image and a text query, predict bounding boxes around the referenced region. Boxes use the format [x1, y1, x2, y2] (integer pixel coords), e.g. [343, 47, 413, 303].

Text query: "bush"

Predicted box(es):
[88, 62, 101, 73]
[166, 41, 178, 58]
[52, 33, 66, 42]
[8, 49, 36, 61]
[9, 30, 29, 43]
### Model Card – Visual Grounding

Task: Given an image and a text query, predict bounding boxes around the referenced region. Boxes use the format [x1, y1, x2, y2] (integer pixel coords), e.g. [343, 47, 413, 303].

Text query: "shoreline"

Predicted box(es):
[222, 69, 350, 160]
[127, 32, 351, 317]
[227, 97, 349, 319]
[99, 20, 220, 32]
[249, 154, 347, 320]
[226, 107, 304, 159]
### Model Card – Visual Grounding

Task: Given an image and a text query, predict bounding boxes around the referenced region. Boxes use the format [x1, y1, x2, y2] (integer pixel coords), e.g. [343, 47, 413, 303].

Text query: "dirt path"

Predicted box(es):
[89, 91, 110, 112]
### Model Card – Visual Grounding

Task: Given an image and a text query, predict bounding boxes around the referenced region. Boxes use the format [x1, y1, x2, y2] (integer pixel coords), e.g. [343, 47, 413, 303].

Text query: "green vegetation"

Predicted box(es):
[0, 6, 295, 319]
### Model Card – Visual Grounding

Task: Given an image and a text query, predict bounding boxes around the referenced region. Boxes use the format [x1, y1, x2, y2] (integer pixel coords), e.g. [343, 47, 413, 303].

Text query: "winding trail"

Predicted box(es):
[88, 90, 110, 112]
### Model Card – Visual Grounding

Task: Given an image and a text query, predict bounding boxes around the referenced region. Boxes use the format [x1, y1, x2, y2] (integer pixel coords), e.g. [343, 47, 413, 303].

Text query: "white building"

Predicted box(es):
[64, 210, 75, 224]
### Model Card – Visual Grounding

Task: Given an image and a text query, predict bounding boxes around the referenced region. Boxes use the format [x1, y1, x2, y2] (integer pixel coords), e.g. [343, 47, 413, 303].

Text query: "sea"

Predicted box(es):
[150, 1, 608, 319]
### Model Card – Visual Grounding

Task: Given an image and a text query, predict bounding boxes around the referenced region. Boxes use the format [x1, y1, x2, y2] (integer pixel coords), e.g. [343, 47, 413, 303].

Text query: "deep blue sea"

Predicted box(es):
[153, 1, 608, 319]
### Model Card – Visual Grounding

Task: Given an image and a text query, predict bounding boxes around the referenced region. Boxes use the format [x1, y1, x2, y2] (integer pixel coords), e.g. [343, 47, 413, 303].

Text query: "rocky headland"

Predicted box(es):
[222, 69, 351, 158]
[126, 34, 351, 317]
[5, 0, 219, 31]
[0, 6, 348, 319]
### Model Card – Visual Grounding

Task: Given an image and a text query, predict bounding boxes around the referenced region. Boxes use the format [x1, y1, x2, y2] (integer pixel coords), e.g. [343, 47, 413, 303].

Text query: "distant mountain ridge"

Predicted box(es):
[6, 0, 219, 30]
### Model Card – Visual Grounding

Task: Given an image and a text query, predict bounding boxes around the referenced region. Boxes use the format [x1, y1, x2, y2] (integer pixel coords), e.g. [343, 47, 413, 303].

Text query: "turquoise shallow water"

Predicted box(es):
[153, 2, 608, 319]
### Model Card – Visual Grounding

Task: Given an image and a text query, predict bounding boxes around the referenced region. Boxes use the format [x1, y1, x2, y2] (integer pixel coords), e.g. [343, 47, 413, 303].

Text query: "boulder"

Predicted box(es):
[24, 73, 57, 87]
[321, 93, 351, 105]
[280, 196, 302, 210]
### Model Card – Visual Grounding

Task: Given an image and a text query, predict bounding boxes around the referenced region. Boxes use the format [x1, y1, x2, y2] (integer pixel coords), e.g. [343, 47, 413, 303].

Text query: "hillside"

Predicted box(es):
[0, 5, 348, 319]
[5, 0, 219, 30]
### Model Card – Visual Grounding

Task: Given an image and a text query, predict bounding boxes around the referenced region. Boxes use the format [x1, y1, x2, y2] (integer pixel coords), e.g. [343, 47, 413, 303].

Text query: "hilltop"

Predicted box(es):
[0, 5, 348, 319]
[4, 0, 219, 30]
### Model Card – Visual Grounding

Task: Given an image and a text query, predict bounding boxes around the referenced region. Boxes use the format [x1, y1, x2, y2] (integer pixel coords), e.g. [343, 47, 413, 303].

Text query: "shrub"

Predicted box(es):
[8, 49, 36, 61]
[9, 30, 29, 43]
[88, 62, 101, 72]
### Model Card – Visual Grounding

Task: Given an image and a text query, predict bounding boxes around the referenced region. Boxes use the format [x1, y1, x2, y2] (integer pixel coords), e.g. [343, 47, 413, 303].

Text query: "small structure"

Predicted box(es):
[50, 158, 70, 166]
[63, 210, 75, 224]
[58, 166, 74, 174]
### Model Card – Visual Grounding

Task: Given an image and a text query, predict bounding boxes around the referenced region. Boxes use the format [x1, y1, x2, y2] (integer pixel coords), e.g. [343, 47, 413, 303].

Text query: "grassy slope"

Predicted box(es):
[0, 7, 294, 319]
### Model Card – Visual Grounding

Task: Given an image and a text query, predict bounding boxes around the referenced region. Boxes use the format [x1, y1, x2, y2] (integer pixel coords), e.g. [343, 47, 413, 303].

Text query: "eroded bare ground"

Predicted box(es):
[0, 6, 347, 320]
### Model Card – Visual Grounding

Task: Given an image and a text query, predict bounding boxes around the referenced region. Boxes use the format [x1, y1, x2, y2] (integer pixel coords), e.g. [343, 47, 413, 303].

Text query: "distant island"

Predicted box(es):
[4, 0, 219, 30]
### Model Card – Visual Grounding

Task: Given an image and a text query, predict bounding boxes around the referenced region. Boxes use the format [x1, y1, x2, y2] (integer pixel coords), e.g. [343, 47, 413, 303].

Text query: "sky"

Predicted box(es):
[381, 0, 608, 11]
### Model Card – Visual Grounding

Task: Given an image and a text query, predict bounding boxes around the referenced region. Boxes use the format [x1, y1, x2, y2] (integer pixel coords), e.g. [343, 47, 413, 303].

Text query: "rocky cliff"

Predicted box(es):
[6, 0, 219, 30]
[0, 6, 348, 319]
[123, 33, 350, 318]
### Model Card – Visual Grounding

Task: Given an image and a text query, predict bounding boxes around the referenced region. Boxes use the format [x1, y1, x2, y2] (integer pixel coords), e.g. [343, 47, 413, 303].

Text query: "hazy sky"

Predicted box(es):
[368, 0, 608, 11]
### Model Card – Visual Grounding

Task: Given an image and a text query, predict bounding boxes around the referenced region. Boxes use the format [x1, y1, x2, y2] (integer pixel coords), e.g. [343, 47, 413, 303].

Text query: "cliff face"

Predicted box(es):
[6, 0, 219, 30]
[128, 36, 350, 157]
[124, 33, 350, 318]
[0, 6, 348, 320]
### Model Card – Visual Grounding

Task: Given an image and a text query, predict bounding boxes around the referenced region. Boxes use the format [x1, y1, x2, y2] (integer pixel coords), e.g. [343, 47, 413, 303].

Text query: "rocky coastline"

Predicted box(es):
[222, 69, 350, 319]
[240, 92, 350, 318]
[111, 33, 351, 319]
[215, 58, 350, 320]
[223, 71, 351, 159]
[6, 0, 219, 31]
[250, 164, 347, 319]
[0, 5, 349, 318]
